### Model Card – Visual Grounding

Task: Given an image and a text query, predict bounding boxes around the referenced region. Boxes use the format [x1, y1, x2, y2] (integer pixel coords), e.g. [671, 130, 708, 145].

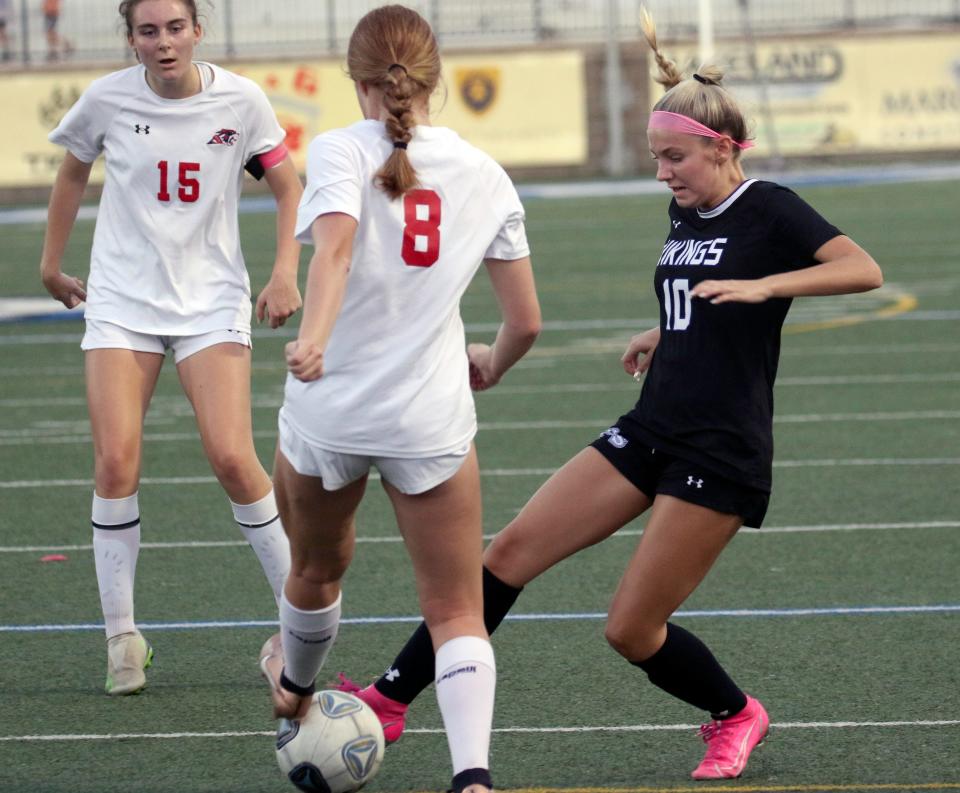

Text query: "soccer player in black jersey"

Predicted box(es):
[334, 7, 882, 782]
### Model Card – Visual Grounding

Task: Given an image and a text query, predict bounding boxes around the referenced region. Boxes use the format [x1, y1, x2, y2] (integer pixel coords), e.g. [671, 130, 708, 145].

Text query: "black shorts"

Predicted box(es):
[589, 419, 769, 528]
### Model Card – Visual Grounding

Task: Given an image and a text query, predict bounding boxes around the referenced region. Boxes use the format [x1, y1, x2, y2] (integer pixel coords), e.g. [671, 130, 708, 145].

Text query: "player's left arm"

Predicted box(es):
[255, 153, 304, 328]
[692, 235, 883, 304]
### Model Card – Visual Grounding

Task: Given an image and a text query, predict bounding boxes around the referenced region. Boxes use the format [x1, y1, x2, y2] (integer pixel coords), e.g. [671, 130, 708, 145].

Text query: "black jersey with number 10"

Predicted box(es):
[623, 179, 841, 492]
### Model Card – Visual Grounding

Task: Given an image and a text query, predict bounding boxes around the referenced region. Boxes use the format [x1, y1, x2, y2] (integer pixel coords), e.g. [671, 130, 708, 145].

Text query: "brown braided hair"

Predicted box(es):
[347, 5, 441, 199]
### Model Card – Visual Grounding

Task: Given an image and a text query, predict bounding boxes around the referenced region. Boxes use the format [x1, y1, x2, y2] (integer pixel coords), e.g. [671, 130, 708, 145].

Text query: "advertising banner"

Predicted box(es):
[0, 50, 587, 187]
[650, 33, 960, 156]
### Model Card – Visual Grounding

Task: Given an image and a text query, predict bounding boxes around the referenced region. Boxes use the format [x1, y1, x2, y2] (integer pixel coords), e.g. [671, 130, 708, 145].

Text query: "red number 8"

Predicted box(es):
[401, 189, 441, 267]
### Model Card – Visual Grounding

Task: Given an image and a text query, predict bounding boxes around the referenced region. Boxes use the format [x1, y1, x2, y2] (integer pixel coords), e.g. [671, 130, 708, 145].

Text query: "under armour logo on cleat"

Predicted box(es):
[687, 476, 703, 488]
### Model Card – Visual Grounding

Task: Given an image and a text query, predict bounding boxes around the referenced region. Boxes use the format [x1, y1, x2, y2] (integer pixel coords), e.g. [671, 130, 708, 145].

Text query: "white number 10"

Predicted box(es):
[662, 278, 692, 331]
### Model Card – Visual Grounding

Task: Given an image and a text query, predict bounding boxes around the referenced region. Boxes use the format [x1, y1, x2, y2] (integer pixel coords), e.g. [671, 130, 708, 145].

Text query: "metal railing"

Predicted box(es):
[1, 0, 958, 67]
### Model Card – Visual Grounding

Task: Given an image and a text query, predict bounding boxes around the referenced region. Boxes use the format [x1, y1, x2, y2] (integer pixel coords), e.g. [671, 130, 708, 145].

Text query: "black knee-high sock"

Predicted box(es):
[373, 566, 522, 705]
[631, 623, 747, 718]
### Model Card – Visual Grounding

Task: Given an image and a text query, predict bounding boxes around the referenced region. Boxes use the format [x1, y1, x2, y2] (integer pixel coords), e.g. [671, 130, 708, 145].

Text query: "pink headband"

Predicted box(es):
[648, 110, 755, 149]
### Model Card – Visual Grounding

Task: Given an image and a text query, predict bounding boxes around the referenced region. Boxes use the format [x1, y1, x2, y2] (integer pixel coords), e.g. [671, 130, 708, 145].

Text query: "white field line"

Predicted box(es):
[491, 373, 960, 394]
[0, 319, 652, 346]
[2, 718, 959, 743]
[2, 456, 959, 490]
[1, 521, 957, 555]
[3, 340, 960, 380]
[0, 460, 957, 489]
[2, 370, 960, 411]
[2, 409, 959, 446]
[2, 303, 958, 349]
[5, 604, 960, 635]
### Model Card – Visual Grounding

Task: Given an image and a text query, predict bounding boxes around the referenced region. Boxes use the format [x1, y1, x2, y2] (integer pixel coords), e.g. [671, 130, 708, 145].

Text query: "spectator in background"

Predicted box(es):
[43, 0, 72, 60]
[0, 0, 12, 62]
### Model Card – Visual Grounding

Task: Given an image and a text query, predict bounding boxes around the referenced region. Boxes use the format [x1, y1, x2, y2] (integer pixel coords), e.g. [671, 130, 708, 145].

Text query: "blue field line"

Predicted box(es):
[3, 162, 959, 227]
[4, 603, 959, 634]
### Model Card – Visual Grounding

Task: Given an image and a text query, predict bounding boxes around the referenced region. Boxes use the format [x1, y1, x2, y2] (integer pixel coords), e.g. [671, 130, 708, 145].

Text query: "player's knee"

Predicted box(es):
[207, 445, 255, 489]
[288, 558, 344, 590]
[604, 618, 661, 661]
[483, 525, 525, 572]
[418, 585, 481, 629]
[93, 448, 139, 495]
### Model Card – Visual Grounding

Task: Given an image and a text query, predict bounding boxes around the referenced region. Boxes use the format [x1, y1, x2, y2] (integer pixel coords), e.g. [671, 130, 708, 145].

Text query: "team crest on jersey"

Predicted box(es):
[207, 128, 239, 146]
[455, 67, 500, 114]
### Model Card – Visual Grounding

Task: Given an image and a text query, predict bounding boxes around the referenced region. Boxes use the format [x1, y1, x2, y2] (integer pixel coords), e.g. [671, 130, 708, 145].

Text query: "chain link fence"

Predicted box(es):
[1, 0, 958, 66]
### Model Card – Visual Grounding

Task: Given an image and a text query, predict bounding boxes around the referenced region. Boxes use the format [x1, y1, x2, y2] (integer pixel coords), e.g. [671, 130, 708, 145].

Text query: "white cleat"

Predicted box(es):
[105, 630, 153, 696]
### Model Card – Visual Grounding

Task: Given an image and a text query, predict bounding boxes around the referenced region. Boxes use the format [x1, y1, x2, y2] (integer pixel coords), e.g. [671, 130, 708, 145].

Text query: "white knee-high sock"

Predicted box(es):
[91, 492, 140, 640]
[435, 635, 496, 775]
[231, 490, 291, 604]
[279, 591, 341, 691]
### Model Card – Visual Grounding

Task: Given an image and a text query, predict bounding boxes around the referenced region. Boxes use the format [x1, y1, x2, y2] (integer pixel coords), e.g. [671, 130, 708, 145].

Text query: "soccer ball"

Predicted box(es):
[275, 689, 385, 793]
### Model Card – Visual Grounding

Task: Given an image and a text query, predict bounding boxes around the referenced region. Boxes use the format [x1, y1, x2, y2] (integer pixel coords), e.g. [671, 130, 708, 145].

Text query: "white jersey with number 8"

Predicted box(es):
[284, 119, 529, 457]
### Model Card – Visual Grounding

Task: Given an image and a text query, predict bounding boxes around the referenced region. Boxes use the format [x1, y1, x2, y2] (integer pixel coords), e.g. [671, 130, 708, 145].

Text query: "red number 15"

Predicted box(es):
[157, 160, 200, 203]
[401, 189, 441, 267]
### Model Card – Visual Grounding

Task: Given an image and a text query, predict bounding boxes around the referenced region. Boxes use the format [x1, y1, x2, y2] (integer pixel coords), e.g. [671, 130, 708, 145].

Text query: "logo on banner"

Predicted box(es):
[456, 68, 500, 114]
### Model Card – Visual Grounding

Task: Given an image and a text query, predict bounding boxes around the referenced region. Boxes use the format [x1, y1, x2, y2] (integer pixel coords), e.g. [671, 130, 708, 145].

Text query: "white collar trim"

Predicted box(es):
[697, 179, 758, 218]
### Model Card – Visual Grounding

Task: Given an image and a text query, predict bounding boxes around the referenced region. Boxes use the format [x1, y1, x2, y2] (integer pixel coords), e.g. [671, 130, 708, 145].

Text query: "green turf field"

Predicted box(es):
[1, 178, 959, 792]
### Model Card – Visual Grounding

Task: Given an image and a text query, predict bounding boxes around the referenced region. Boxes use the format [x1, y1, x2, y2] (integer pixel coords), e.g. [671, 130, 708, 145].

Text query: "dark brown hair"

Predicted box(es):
[347, 5, 441, 199]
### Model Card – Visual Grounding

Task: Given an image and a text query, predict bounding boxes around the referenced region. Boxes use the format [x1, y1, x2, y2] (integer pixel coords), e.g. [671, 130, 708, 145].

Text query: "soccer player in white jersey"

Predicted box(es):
[39, 0, 302, 696]
[256, 7, 541, 793]
[332, 7, 883, 784]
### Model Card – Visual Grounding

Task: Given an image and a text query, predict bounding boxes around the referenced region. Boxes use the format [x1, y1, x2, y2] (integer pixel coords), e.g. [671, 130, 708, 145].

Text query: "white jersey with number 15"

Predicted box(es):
[49, 62, 285, 335]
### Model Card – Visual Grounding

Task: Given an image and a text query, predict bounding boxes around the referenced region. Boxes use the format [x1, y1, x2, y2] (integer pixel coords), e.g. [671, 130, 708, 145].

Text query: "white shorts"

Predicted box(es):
[278, 412, 471, 495]
[81, 319, 252, 364]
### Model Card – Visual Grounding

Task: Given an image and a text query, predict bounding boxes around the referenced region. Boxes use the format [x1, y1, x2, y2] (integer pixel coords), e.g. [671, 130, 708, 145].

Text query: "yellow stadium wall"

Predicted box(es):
[649, 32, 960, 157]
[0, 50, 588, 188]
[3, 32, 959, 190]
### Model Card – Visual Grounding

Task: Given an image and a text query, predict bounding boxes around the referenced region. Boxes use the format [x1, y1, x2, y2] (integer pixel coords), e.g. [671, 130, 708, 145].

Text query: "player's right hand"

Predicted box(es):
[467, 343, 500, 391]
[285, 339, 324, 381]
[621, 327, 660, 379]
[41, 271, 86, 309]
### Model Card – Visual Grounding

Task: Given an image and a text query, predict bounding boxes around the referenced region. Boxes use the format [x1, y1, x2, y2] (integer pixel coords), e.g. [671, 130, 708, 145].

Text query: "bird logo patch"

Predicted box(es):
[207, 128, 239, 146]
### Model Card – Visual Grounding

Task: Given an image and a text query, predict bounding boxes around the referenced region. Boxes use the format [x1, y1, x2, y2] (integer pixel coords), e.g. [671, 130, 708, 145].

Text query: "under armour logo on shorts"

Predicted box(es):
[601, 427, 628, 448]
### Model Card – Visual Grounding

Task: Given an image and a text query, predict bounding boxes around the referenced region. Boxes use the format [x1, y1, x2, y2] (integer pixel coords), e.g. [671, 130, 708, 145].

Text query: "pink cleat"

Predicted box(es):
[336, 673, 408, 744]
[691, 695, 769, 780]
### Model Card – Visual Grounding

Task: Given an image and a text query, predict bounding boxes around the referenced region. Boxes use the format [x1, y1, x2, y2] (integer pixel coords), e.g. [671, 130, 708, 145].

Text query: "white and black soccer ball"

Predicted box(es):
[276, 690, 385, 793]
